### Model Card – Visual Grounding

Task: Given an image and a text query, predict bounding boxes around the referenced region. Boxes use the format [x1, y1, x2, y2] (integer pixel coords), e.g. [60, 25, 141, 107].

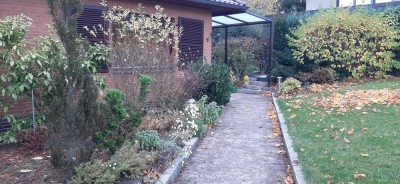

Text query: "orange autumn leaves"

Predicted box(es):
[311, 89, 400, 112]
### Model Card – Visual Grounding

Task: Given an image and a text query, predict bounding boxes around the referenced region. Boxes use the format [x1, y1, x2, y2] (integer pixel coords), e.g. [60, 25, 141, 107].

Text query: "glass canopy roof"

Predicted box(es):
[212, 10, 273, 28]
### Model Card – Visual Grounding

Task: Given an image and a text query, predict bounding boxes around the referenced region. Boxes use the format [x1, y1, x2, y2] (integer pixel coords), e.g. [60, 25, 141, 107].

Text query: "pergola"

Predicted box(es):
[212, 10, 274, 76]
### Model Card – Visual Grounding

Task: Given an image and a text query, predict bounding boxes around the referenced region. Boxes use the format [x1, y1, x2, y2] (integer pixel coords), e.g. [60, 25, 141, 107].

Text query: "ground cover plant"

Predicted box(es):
[277, 79, 400, 183]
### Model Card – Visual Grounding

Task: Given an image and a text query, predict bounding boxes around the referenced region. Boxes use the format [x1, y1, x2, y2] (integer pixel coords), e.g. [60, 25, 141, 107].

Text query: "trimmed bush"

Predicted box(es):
[288, 8, 400, 78]
[280, 77, 302, 94]
[192, 61, 232, 106]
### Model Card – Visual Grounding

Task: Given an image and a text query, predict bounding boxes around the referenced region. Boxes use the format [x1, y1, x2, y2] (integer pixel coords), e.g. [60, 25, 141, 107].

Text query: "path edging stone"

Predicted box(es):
[156, 125, 208, 184]
[272, 93, 307, 184]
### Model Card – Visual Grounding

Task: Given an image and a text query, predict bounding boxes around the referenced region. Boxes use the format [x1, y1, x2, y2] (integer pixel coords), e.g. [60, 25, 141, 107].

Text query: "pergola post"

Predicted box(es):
[224, 27, 228, 65]
[268, 21, 274, 82]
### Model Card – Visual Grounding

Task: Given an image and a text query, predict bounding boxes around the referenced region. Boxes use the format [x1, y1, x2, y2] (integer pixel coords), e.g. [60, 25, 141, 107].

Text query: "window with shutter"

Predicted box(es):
[178, 17, 204, 66]
[77, 5, 108, 44]
[76, 5, 109, 73]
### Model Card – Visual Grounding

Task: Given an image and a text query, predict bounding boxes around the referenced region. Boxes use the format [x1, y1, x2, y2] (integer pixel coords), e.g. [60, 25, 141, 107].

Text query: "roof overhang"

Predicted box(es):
[212, 10, 273, 28]
[147, 0, 248, 16]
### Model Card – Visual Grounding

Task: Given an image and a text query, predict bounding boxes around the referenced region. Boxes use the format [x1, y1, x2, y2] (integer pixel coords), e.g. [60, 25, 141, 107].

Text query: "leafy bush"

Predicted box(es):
[0, 15, 63, 142]
[213, 37, 261, 78]
[280, 77, 302, 94]
[86, 43, 109, 70]
[288, 8, 400, 78]
[135, 130, 160, 151]
[192, 61, 232, 106]
[196, 95, 223, 126]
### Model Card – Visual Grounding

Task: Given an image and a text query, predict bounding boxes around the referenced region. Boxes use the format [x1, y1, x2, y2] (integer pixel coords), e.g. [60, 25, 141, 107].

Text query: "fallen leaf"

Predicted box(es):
[347, 128, 354, 135]
[0, 173, 12, 179]
[361, 153, 369, 157]
[300, 148, 305, 152]
[353, 174, 366, 179]
[289, 113, 297, 119]
[344, 137, 350, 143]
[361, 127, 368, 132]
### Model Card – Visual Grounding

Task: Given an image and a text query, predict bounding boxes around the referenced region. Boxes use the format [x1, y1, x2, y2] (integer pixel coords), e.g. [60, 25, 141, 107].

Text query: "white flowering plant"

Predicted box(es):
[172, 99, 201, 142]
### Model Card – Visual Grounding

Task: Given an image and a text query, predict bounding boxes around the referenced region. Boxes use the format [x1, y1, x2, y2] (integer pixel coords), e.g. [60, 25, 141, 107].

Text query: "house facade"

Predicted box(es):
[0, 0, 248, 132]
[307, 0, 400, 11]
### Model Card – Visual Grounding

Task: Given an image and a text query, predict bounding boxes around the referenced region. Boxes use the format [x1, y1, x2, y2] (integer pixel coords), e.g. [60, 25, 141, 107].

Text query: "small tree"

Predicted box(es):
[288, 8, 400, 78]
[46, 0, 106, 178]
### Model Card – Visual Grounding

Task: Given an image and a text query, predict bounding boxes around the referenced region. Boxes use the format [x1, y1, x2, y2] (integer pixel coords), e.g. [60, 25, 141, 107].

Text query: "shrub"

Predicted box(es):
[196, 96, 223, 126]
[288, 8, 400, 78]
[295, 67, 337, 84]
[99, 5, 200, 110]
[192, 61, 232, 106]
[0, 15, 63, 142]
[135, 130, 160, 151]
[95, 89, 126, 153]
[69, 142, 156, 183]
[213, 37, 261, 78]
[280, 77, 302, 94]
[86, 43, 109, 70]
[17, 127, 46, 151]
[68, 160, 120, 184]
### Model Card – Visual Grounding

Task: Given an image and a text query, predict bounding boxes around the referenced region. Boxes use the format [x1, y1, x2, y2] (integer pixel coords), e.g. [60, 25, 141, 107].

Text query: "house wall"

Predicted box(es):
[0, 0, 213, 128]
[306, 0, 337, 11]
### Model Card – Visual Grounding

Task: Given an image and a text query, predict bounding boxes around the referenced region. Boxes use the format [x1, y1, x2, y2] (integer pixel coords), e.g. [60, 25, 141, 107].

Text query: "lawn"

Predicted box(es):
[278, 80, 400, 183]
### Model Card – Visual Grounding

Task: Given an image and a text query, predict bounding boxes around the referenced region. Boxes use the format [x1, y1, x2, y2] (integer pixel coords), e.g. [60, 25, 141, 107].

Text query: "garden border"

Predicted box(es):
[156, 125, 208, 184]
[272, 93, 306, 184]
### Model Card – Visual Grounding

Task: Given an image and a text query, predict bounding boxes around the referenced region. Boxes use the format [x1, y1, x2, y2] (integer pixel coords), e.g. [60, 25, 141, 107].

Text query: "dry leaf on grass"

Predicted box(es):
[347, 128, 354, 135]
[344, 137, 350, 143]
[353, 173, 366, 179]
[361, 153, 369, 157]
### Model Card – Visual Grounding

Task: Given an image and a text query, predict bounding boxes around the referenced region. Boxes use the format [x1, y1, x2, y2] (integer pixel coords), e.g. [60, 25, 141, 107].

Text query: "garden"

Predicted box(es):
[275, 5, 400, 184]
[0, 1, 232, 183]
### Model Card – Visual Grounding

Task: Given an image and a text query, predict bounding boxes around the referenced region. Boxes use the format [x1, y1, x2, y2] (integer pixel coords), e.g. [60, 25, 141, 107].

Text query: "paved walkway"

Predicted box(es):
[175, 93, 287, 184]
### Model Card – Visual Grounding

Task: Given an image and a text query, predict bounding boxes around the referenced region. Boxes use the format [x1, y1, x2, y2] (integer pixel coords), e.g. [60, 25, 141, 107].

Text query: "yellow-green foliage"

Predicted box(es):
[280, 77, 302, 94]
[288, 8, 400, 78]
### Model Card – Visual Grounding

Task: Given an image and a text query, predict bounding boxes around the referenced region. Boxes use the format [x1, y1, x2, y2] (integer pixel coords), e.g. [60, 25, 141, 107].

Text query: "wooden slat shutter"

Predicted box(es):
[76, 5, 109, 72]
[76, 5, 108, 44]
[179, 17, 204, 65]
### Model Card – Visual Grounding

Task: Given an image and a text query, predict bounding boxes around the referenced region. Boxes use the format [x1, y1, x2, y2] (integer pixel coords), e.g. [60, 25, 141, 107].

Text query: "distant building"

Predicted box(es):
[306, 0, 400, 11]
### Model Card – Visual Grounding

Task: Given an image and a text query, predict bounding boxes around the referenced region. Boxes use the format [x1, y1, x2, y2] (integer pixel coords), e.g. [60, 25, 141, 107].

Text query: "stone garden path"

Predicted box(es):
[175, 93, 287, 184]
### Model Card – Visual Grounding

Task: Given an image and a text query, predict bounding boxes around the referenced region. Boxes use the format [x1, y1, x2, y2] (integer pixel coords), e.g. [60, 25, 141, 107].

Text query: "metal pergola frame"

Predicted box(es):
[212, 10, 274, 77]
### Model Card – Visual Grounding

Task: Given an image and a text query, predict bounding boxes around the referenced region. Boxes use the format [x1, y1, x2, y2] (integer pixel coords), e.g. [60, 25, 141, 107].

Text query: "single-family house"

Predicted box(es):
[0, 0, 273, 133]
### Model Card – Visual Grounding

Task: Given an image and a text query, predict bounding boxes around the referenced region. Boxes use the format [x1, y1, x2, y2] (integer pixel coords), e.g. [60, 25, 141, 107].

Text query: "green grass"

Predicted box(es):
[278, 80, 400, 183]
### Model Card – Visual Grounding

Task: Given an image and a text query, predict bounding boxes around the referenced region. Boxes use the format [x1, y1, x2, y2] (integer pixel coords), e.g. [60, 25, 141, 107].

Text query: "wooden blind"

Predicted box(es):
[76, 5, 108, 44]
[178, 17, 204, 65]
